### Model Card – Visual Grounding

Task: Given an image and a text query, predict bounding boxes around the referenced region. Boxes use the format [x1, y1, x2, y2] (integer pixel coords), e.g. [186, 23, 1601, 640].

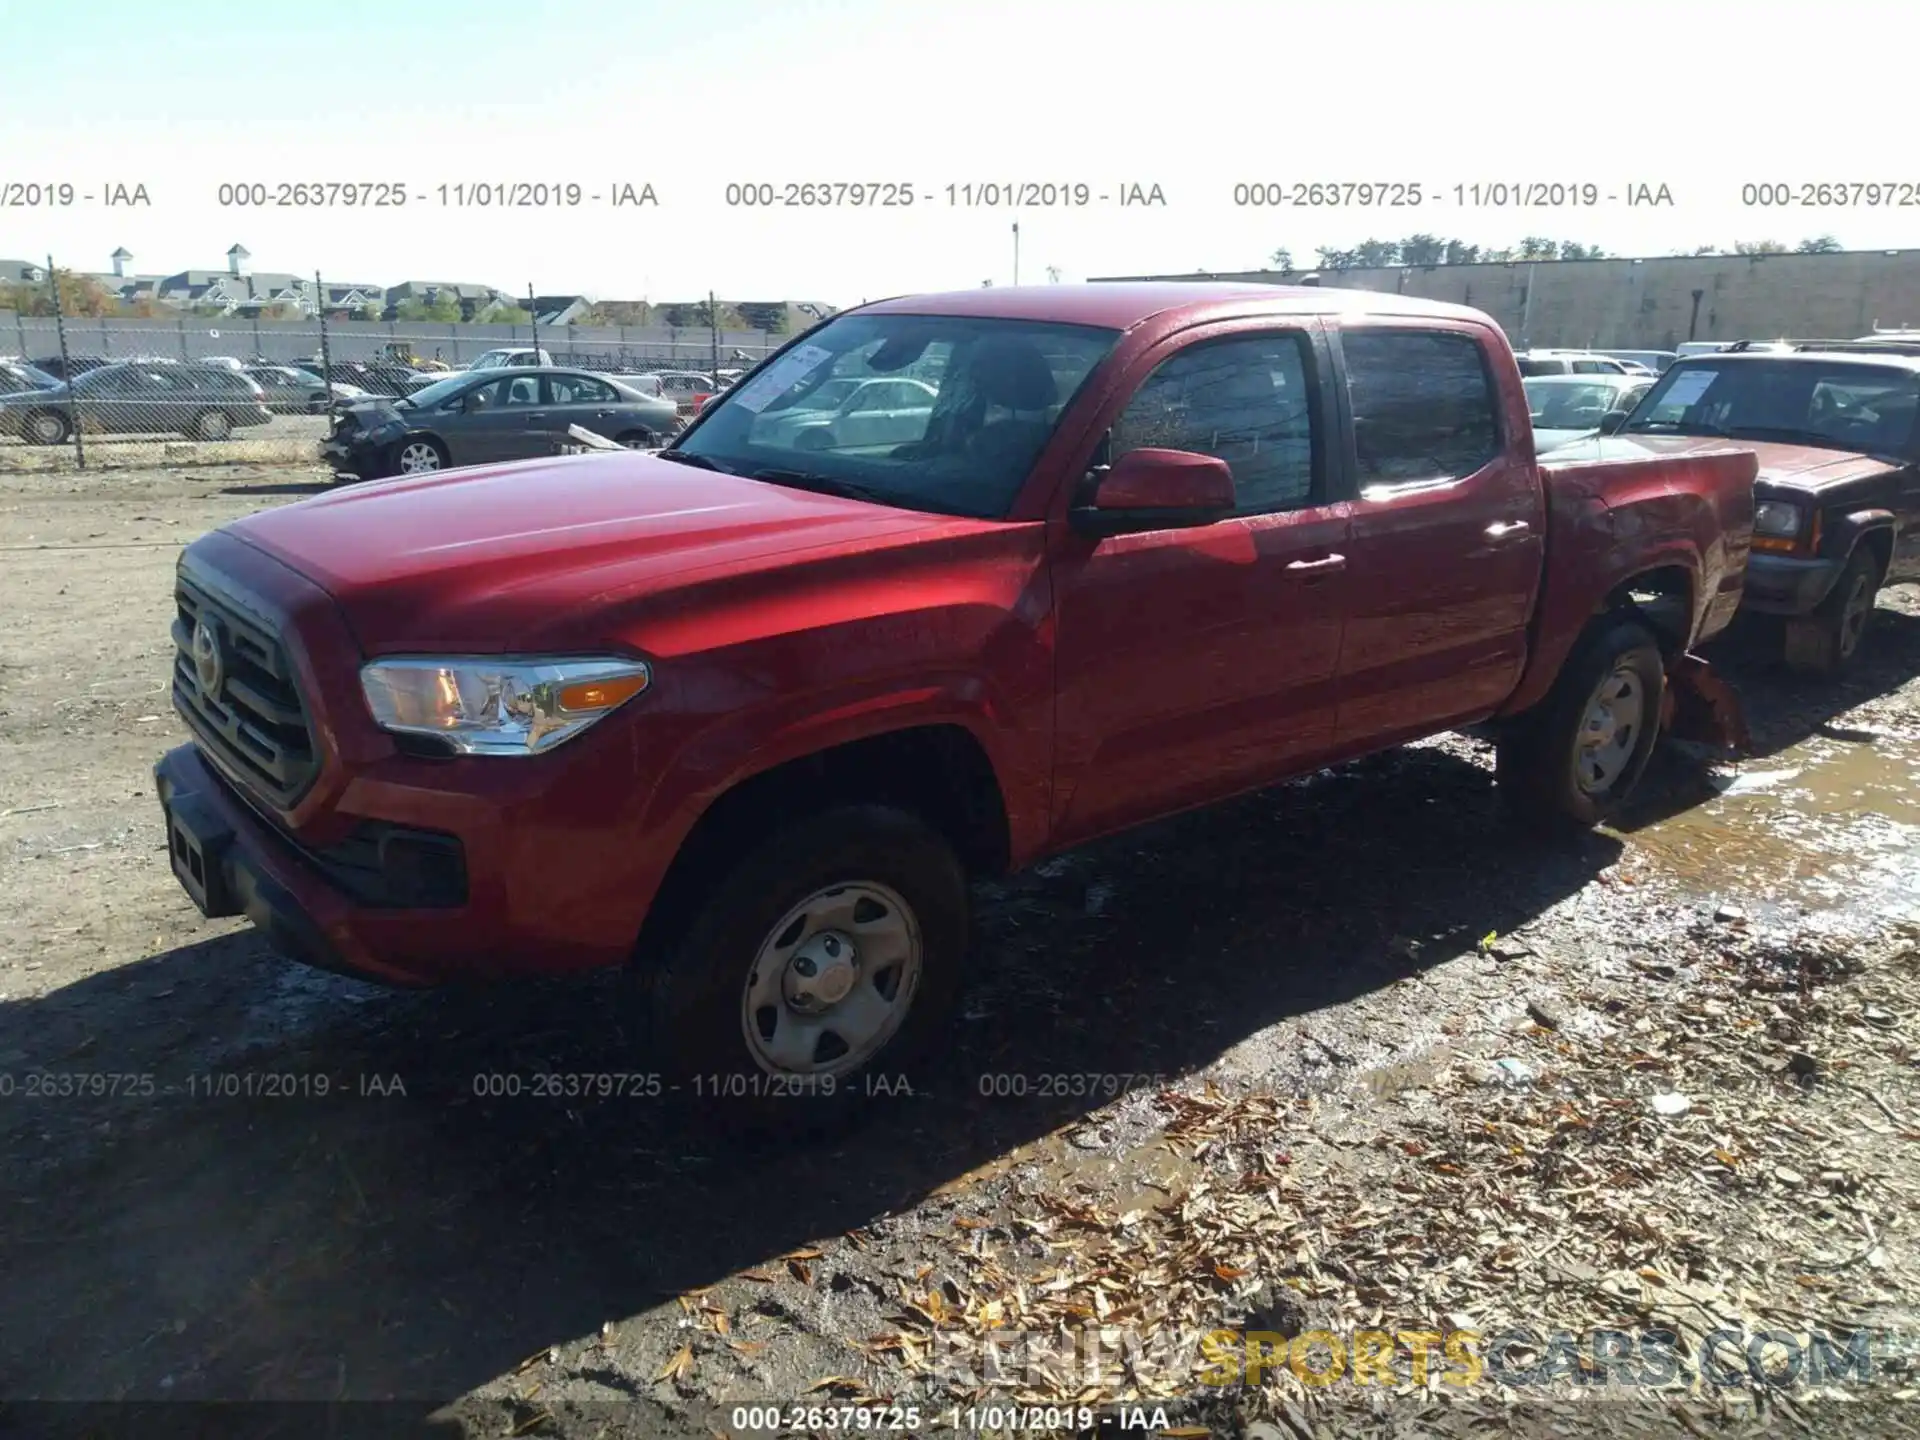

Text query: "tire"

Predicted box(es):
[26, 410, 70, 446]
[1496, 618, 1666, 830]
[1783, 547, 1881, 678]
[192, 410, 232, 441]
[613, 430, 655, 449]
[793, 426, 833, 453]
[642, 804, 968, 1127]
[392, 437, 447, 476]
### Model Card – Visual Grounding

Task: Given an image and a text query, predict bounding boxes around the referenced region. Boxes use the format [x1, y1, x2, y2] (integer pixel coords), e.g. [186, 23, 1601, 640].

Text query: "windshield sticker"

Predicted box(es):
[730, 344, 836, 414]
[1656, 369, 1718, 411]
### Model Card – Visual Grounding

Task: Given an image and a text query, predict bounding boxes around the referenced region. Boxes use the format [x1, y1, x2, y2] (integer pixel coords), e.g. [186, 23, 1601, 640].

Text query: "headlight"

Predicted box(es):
[1753, 500, 1804, 538]
[360, 657, 651, 755]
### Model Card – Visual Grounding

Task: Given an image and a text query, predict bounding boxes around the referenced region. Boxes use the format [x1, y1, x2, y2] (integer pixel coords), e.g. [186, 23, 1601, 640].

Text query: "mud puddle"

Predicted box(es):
[1616, 727, 1920, 926]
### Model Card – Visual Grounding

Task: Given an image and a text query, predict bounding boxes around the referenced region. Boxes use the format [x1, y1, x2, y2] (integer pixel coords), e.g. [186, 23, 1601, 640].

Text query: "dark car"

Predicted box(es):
[29, 354, 114, 382]
[245, 364, 333, 415]
[1570, 350, 1920, 675]
[0, 358, 61, 394]
[0, 360, 275, 444]
[320, 361, 431, 399]
[322, 366, 681, 478]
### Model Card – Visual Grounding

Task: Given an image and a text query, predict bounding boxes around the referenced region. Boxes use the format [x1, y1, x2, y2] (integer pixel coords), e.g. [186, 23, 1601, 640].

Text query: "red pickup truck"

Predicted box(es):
[154, 284, 1756, 1103]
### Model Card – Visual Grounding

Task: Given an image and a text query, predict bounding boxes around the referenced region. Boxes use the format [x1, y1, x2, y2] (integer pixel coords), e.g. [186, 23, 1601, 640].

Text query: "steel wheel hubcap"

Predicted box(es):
[399, 444, 440, 472]
[741, 881, 921, 1076]
[33, 417, 61, 441]
[1576, 667, 1644, 794]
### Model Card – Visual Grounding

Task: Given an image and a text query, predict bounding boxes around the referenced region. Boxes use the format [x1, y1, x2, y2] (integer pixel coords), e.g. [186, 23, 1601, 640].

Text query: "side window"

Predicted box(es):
[1342, 329, 1501, 486]
[548, 375, 613, 404]
[500, 375, 542, 406]
[1110, 332, 1318, 513]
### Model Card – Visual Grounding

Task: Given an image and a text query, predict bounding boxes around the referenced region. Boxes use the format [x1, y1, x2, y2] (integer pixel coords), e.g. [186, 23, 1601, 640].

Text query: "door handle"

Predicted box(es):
[526, 412, 549, 421]
[1286, 553, 1347, 573]
[1485, 520, 1531, 539]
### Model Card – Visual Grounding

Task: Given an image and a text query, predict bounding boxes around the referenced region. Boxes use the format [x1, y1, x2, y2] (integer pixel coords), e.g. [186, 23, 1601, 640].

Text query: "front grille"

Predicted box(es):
[172, 572, 320, 808]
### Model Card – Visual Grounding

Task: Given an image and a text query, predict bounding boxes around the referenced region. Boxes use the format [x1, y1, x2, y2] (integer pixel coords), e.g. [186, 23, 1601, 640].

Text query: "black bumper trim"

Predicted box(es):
[1742, 552, 1843, 616]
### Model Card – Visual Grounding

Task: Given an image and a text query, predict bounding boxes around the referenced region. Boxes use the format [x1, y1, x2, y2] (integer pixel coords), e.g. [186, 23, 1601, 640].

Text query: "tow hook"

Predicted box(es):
[1661, 652, 1751, 755]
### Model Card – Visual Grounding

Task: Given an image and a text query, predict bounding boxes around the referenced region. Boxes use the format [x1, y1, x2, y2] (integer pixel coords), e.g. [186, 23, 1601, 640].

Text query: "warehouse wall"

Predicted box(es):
[1093, 250, 1920, 349]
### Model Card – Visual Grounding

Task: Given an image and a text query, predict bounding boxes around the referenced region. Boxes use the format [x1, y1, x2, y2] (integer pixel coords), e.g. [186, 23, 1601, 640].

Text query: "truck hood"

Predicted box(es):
[1543, 432, 1903, 490]
[225, 452, 965, 651]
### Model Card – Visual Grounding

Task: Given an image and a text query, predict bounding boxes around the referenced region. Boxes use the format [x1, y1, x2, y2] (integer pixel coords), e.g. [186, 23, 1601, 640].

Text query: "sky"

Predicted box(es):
[3, 0, 1915, 306]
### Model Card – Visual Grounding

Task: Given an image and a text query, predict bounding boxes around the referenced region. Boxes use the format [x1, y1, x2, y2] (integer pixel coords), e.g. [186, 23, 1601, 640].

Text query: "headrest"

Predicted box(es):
[969, 340, 1057, 411]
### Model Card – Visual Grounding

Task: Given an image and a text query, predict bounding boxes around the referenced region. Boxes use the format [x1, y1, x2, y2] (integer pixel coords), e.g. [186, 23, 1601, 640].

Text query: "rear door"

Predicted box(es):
[1049, 320, 1354, 845]
[1330, 322, 1545, 748]
[543, 372, 623, 441]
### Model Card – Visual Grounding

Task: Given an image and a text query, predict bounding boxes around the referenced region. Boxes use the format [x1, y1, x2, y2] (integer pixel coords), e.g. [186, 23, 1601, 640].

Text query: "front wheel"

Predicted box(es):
[1497, 618, 1666, 830]
[25, 410, 71, 445]
[1784, 548, 1881, 678]
[192, 409, 232, 441]
[642, 805, 967, 1124]
[613, 429, 655, 449]
[391, 437, 447, 476]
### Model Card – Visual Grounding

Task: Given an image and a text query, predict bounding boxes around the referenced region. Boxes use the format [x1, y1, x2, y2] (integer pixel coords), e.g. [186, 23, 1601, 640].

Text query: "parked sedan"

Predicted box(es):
[1524, 373, 1654, 452]
[246, 364, 334, 415]
[321, 366, 680, 478]
[0, 360, 274, 444]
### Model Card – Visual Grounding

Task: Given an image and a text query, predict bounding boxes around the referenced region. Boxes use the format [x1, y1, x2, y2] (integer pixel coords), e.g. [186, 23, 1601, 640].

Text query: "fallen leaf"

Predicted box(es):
[655, 1344, 693, 1384]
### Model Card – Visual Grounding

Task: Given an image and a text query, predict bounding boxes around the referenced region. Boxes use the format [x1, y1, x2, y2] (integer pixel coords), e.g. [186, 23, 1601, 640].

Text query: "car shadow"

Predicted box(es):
[0, 742, 1618, 1422]
[217, 481, 334, 497]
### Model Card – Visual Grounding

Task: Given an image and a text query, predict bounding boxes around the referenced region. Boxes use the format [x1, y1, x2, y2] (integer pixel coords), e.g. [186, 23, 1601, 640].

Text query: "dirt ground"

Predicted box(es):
[2, 463, 1919, 1440]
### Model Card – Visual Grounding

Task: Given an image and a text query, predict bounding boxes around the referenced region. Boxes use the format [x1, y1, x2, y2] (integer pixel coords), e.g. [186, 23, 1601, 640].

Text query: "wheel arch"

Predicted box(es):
[631, 722, 1014, 969]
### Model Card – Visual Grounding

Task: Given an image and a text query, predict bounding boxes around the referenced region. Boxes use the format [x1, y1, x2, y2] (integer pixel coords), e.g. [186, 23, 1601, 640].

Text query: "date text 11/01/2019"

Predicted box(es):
[1229, 181, 1677, 208]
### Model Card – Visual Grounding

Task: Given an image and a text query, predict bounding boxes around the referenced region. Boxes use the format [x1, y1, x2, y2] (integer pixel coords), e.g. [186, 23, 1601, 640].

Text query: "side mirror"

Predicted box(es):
[1598, 410, 1631, 436]
[1071, 447, 1236, 535]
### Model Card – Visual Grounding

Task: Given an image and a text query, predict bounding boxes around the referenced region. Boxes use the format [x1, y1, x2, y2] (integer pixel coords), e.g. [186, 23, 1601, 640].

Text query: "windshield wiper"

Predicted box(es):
[654, 449, 728, 472]
[749, 468, 893, 505]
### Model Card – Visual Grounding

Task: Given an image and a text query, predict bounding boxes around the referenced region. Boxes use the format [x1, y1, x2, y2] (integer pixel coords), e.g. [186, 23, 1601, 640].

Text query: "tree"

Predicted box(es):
[1558, 241, 1606, 260]
[0, 269, 122, 317]
[1268, 247, 1294, 271]
[394, 294, 462, 323]
[734, 302, 789, 334]
[1444, 239, 1483, 265]
[1397, 233, 1448, 266]
[473, 302, 530, 325]
[355, 303, 383, 322]
[1516, 237, 1559, 260]
[1734, 239, 1789, 255]
[1044, 265, 1063, 284]
[1796, 235, 1843, 253]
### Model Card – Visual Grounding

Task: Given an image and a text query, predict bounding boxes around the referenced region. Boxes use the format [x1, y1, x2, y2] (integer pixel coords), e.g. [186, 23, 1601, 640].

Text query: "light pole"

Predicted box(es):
[1012, 222, 1020, 285]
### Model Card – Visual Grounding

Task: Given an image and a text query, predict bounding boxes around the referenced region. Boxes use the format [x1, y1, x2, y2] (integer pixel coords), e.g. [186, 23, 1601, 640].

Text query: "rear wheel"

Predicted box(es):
[642, 804, 968, 1127]
[1784, 547, 1881, 678]
[192, 409, 232, 441]
[613, 429, 655, 449]
[1497, 618, 1666, 830]
[26, 410, 70, 446]
[393, 437, 447, 476]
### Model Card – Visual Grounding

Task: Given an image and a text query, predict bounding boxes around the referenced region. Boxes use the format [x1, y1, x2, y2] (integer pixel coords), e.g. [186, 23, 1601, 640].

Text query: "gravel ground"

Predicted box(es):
[1, 463, 1918, 1439]
[0, 414, 327, 470]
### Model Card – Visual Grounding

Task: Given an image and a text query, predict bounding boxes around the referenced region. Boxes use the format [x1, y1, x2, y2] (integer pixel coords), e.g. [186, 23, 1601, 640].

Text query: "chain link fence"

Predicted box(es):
[0, 263, 789, 472]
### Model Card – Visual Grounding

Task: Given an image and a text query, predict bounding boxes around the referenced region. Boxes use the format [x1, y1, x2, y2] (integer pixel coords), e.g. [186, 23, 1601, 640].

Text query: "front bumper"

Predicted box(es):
[320, 434, 386, 476]
[154, 743, 637, 987]
[1742, 551, 1842, 616]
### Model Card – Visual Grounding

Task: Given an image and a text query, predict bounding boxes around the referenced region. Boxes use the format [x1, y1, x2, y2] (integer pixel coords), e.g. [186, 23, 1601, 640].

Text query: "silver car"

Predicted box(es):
[749, 376, 939, 452]
[1525, 373, 1654, 452]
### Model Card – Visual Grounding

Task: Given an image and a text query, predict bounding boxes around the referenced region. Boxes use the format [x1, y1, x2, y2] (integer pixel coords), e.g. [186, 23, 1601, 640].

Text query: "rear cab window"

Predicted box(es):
[1340, 328, 1503, 486]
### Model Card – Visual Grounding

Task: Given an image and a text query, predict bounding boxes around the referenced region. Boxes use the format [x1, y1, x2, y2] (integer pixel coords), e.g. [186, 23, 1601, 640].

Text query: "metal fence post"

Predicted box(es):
[528, 283, 539, 361]
[13, 309, 26, 360]
[177, 316, 188, 359]
[47, 257, 84, 469]
[709, 291, 720, 381]
[316, 272, 336, 410]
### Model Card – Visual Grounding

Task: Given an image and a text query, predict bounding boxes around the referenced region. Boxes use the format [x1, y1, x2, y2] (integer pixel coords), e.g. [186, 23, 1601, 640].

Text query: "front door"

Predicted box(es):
[451, 374, 554, 463]
[1049, 323, 1353, 846]
[1329, 322, 1546, 748]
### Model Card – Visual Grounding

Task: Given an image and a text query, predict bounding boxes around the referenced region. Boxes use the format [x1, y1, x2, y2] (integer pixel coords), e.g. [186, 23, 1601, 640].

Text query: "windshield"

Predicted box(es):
[1626, 360, 1920, 453]
[1526, 379, 1641, 429]
[395, 374, 473, 409]
[3, 362, 60, 391]
[670, 312, 1120, 518]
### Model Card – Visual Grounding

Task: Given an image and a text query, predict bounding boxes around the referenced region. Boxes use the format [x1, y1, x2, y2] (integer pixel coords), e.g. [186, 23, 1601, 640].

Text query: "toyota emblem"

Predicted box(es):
[191, 617, 225, 696]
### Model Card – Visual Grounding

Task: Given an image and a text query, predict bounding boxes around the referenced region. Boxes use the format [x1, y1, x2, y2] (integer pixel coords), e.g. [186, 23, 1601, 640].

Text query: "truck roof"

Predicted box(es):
[857, 283, 1493, 332]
